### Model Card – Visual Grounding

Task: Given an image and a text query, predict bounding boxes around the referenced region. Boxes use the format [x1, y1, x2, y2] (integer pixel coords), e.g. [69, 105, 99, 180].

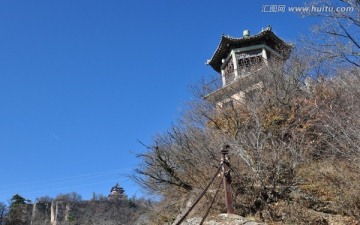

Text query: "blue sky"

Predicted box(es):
[0, 0, 322, 203]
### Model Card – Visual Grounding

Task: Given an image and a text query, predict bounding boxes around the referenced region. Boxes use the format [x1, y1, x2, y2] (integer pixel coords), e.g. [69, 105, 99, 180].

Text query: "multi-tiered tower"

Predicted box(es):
[205, 27, 291, 108]
[108, 183, 125, 201]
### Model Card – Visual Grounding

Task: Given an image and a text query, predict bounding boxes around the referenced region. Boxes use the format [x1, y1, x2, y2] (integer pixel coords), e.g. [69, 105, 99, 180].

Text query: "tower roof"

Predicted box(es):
[110, 183, 124, 193]
[207, 28, 292, 73]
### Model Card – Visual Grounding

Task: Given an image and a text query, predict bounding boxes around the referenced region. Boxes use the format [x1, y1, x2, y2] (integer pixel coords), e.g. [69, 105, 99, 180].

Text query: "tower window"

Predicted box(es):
[237, 51, 264, 76]
[222, 100, 233, 109]
[223, 58, 235, 85]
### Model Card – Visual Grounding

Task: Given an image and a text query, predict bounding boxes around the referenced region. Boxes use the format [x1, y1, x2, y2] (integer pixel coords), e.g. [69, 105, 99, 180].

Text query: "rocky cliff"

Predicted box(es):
[25, 199, 148, 225]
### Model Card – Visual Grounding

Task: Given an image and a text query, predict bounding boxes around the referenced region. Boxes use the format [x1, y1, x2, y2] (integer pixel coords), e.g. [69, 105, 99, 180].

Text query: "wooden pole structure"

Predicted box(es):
[221, 145, 234, 214]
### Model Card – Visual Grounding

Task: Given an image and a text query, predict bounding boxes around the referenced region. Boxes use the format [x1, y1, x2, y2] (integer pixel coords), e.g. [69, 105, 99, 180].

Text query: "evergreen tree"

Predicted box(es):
[4, 194, 29, 225]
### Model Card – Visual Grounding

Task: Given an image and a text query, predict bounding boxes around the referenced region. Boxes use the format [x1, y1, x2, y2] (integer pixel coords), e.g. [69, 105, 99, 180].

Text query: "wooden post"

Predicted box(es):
[221, 145, 234, 214]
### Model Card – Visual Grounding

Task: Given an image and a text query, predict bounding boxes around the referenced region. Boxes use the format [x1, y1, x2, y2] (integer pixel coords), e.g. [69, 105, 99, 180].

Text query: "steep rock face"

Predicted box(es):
[27, 200, 148, 225]
[29, 201, 68, 225]
[31, 202, 51, 225]
[182, 214, 266, 225]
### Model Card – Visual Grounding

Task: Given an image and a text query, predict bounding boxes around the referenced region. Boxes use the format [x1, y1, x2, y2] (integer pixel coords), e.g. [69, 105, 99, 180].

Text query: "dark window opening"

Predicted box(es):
[222, 100, 233, 109]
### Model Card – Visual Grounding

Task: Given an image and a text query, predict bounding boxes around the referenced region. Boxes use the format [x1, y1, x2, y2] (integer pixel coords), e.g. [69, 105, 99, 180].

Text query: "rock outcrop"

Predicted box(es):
[23, 199, 148, 225]
[182, 214, 266, 225]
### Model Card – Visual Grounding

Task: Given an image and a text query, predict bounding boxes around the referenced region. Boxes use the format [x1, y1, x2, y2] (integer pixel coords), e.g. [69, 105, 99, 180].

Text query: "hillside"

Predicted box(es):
[0, 193, 150, 225]
[133, 1, 360, 223]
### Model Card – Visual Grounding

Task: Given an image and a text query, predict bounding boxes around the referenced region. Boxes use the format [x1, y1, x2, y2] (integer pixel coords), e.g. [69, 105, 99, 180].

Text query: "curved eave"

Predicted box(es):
[207, 30, 292, 73]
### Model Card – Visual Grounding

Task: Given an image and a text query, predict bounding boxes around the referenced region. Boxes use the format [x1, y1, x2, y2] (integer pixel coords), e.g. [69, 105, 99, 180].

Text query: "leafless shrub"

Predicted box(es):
[134, 47, 360, 223]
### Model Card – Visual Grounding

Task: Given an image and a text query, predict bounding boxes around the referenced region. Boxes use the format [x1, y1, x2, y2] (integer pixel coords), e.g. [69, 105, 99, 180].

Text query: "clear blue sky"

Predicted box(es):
[0, 0, 322, 203]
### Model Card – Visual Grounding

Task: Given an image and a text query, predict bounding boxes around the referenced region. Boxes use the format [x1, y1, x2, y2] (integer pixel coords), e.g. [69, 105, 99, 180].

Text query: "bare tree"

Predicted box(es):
[0, 202, 7, 225]
[134, 48, 360, 223]
[306, 0, 360, 68]
[133, 3, 360, 221]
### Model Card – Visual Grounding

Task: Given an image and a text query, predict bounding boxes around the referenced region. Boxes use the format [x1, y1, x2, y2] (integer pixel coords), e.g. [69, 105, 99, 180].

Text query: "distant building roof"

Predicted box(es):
[108, 183, 125, 201]
[110, 183, 124, 193]
[207, 28, 292, 73]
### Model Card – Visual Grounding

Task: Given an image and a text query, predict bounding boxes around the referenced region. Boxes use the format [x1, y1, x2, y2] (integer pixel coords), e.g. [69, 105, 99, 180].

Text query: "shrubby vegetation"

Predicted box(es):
[0, 192, 150, 225]
[134, 0, 360, 224]
[1, 1, 358, 224]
